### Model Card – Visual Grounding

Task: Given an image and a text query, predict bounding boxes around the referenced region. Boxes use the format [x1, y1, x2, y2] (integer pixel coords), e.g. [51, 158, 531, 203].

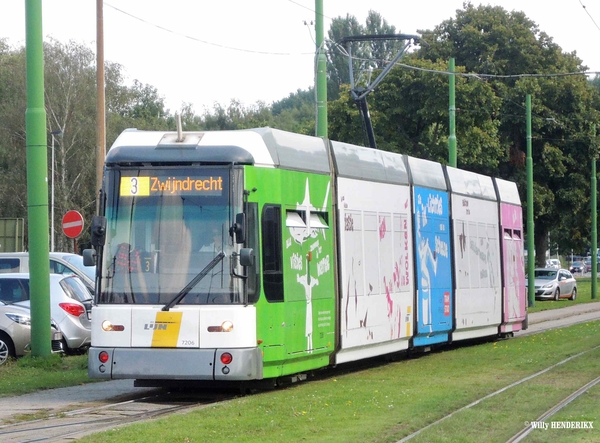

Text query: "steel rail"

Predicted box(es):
[395, 344, 600, 443]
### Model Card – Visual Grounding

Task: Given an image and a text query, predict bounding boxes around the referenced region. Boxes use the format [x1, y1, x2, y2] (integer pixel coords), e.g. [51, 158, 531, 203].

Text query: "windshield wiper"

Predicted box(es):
[161, 251, 226, 311]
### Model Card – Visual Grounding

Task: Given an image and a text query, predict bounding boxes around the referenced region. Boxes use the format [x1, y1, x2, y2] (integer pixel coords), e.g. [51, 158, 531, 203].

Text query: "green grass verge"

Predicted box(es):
[75, 320, 600, 443]
[0, 353, 89, 397]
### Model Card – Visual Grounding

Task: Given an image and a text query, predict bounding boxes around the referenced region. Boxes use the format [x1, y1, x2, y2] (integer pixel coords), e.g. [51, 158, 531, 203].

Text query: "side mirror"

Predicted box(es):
[83, 248, 96, 266]
[239, 248, 254, 267]
[231, 213, 246, 244]
[90, 216, 107, 246]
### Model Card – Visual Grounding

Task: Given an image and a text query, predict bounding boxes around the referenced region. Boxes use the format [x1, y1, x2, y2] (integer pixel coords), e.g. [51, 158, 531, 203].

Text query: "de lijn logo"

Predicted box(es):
[144, 321, 176, 331]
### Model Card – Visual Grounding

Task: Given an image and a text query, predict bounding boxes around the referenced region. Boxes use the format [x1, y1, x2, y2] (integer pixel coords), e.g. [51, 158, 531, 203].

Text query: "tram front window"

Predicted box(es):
[100, 168, 243, 305]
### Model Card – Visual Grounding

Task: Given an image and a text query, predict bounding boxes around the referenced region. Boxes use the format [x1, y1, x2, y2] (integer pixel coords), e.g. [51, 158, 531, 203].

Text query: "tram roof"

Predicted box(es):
[493, 177, 521, 205]
[105, 128, 331, 174]
[445, 165, 497, 201]
[330, 140, 409, 185]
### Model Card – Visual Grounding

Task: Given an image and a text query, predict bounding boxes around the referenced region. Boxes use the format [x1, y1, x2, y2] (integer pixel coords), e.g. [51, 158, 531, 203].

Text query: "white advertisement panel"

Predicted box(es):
[452, 195, 502, 339]
[336, 177, 413, 364]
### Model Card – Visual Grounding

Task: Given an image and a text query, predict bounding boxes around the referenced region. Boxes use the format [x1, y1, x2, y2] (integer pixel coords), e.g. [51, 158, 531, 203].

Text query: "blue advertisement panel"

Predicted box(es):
[412, 186, 453, 346]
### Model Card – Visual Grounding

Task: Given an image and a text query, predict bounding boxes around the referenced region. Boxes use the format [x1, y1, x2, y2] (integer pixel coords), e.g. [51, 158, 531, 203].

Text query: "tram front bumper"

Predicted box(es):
[88, 347, 263, 381]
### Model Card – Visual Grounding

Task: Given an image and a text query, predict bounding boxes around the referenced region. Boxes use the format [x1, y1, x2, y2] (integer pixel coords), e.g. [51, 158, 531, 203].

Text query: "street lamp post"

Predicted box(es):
[50, 130, 62, 252]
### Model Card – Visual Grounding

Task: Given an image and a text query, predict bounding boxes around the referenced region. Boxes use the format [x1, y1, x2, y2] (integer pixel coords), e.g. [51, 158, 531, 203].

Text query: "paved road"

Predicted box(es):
[1, 302, 599, 424]
[516, 301, 600, 335]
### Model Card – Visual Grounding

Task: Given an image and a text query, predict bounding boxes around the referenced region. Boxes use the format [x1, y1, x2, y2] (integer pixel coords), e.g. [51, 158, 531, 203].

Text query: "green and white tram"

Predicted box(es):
[86, 127, 526, 386]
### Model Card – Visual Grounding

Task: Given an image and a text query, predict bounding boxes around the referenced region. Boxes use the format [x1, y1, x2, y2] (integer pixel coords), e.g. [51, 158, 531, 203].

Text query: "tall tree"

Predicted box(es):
[329, 2, 600, 262]
[43, 39, 97, 252]
[418, 2, 600, 262]
[0, 39, 174, 250]
[0, 40, 28, 223]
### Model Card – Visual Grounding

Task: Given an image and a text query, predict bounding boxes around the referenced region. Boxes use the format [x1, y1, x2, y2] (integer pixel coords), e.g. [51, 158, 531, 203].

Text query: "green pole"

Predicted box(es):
[526, 95, 535, 308]
[25, 0, 52, 357]
[315, 0, 327, 138]
[448, 57, 457, 167]
[592, 124, 597, 299]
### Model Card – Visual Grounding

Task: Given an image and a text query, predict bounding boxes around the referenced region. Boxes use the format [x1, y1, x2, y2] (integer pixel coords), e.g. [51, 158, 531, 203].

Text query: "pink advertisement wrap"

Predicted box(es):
[500, 203, 527, 332]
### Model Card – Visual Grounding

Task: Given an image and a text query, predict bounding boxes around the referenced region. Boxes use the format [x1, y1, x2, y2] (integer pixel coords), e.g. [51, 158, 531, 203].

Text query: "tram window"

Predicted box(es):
[310, 212, 328, 228]
[246, 202, 260, 304]
[286, 210, 328, 229]
[262, 205, 283, 302]
[504, 228, 512, 239]
[286, 211, 305, 227]
[513, 229, 521, 240]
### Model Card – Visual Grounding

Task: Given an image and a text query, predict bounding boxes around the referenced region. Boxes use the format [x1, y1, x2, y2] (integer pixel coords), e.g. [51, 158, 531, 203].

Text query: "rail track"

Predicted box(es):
[506, 374, 600, 442]
[0, 306, 598, 443]
[0, 390, 236, 443]
[395, 343, 600, 442]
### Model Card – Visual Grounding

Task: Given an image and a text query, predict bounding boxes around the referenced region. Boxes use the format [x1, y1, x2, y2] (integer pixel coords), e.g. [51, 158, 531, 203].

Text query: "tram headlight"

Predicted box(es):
[221, 320, 233, 332]
[102, 320, 125, 331]
[207, 320, 234, 332]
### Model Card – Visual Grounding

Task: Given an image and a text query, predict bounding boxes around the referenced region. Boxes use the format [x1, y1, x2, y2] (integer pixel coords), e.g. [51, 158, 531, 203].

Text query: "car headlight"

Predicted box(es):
[5, 312, 31, 325]
[541, 282, 555, 289]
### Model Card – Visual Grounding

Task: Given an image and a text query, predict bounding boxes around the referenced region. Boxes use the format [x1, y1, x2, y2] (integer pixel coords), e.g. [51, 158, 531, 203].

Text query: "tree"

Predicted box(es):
[417, 2, 600, 263]
[328, 2, 600, 264]
[0, 39, 174, 250]
[43, 39, 97, 252]
[271, 88, 315, 135]
[325, 11, 405, 101]
[0, 40, 28, 224]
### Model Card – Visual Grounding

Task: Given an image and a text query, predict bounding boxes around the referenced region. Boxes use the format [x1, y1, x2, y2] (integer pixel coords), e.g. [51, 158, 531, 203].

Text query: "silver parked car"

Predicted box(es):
[0, 273, 92, 353]
[528, 268, 577, 301]
[0, 301, 63, 365]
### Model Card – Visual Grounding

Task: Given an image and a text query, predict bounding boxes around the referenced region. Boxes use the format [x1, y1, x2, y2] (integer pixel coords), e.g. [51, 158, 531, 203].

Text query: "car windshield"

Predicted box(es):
[534, 270, 557, 279]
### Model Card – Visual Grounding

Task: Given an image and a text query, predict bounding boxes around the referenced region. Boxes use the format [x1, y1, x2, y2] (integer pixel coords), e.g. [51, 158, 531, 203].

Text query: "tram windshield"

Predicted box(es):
[99, 167, 244, 305]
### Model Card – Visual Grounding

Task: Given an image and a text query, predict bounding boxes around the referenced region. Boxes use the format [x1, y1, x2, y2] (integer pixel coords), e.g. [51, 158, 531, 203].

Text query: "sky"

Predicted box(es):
[1, 1, 599, 113]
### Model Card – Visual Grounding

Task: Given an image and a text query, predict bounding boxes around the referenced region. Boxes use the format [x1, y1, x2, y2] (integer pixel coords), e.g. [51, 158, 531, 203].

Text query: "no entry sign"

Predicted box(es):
[62, 210, 84, 239]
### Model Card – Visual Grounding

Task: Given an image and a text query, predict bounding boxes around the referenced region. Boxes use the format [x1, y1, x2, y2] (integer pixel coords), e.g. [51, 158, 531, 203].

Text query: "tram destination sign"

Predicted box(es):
[120, 175, 224, 197]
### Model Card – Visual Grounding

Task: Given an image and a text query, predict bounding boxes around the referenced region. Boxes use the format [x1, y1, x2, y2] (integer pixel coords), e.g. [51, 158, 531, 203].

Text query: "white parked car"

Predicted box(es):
[545, 259, 561, 269]
[0, 252, 95, 295]
[0, 273, 92, 353]
[527, 268, 577, 301]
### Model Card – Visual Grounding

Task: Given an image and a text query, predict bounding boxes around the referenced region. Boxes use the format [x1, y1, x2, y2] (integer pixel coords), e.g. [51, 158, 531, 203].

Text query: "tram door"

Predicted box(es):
[412, 186, 453, 347]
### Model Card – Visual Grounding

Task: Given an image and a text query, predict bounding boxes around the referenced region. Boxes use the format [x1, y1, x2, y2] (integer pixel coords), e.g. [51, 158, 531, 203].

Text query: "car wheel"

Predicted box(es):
[0, 331, 16, 365]
[61, 338, 77, 356]
[569, 287, 577, 301]
[553, 288, 560, 301]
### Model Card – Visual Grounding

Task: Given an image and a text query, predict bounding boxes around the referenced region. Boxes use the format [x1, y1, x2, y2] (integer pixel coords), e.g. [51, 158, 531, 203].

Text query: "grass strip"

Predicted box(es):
[77, 320, 600, 443]
[408, 347, 600, 442]
[0, 354, 89, 397]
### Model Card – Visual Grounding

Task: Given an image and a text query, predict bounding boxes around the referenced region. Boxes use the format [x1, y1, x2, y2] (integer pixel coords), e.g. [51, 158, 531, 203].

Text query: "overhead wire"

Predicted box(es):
[104, 2, 313, 56]
[287, 0, 333, 20]
[578, 0, 600, 33]
[105, 2, 600, 91]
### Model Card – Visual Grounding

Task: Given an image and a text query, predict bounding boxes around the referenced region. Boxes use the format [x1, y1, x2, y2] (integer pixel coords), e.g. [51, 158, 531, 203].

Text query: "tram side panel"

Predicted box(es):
[248, 166, 337, 379]
[334, 177, 414, 365]
[499, 201, 527, 333]
[451, 195, 502, 341]
[412, 186, 453, 347]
